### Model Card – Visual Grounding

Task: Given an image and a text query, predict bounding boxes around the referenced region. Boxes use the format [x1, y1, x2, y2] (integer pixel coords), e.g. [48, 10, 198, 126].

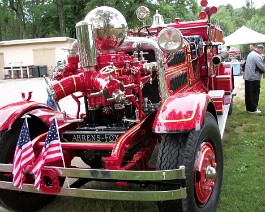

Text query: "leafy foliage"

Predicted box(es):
[211, 3, 265, 58]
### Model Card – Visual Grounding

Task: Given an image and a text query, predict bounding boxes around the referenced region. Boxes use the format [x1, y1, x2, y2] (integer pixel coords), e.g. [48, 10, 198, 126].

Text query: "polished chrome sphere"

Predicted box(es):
[84, 6, 128, 51]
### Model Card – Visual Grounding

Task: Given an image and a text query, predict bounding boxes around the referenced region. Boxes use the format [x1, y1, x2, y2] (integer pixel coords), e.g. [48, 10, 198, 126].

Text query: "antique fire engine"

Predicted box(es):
[0, 2, 233, 212]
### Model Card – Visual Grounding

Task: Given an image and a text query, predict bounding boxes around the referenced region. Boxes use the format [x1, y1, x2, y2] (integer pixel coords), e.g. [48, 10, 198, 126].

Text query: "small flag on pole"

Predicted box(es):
[30, 117, 63, 190]
[215, 20, 221, 29]
[12, 118, 35, 189]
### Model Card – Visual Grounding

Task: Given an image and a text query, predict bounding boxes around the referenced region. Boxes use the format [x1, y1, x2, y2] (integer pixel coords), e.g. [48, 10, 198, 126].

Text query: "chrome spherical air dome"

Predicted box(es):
[84, 6, 128, 51]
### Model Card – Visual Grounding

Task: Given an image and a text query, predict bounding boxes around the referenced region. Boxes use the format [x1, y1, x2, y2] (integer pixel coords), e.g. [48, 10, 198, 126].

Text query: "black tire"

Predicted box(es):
[0, 119, 56, 211]
[156, 111, 223, 212]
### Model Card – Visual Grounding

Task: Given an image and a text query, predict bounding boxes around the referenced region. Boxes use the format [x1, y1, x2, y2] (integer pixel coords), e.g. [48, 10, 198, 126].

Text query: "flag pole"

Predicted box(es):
[12, 114, 35, 189]
[23, 115, 32, 173]
[54, 114, 70, 188]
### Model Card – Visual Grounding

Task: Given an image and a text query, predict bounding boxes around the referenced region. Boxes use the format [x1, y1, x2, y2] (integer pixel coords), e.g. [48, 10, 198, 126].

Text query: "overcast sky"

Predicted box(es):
[206, 0, 265, 9]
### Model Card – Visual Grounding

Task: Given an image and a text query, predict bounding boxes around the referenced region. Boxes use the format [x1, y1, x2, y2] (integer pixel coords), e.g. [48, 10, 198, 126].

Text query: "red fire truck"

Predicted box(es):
[0, 2, 234, 212]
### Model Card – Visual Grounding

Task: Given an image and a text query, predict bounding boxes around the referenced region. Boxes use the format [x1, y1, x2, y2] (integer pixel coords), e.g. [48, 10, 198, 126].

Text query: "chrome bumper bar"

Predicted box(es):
[0, 163, 187, 201]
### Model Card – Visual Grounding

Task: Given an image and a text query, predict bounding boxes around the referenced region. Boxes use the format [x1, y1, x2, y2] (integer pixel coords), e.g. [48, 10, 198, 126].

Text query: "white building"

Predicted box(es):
[0, 37, 75, 80]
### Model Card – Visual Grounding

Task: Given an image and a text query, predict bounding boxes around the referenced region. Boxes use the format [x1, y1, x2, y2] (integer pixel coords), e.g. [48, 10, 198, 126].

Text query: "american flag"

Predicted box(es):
[30, 117, 63, 190]
[215, 20, 221, 29]
[12, 118, 35, 189]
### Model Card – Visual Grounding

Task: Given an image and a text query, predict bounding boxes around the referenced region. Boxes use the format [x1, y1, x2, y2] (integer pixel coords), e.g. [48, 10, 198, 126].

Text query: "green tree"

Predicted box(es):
[26, 0, 54, 38]
[0, 0, 19, 40]
[157, 0, 198, 22]
[0, 0, 264, 43]
[9, 0, 27, 38]
[232, 8, 248, 30]
[211, 6, 235, 36]
[64, 0, 87, 38]
[84, 0, 153, 28]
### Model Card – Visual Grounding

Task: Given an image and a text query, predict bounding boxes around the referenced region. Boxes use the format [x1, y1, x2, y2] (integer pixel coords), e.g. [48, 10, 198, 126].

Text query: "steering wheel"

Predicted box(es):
[138, 25, 156, 37]
[100, 65, 115, 74]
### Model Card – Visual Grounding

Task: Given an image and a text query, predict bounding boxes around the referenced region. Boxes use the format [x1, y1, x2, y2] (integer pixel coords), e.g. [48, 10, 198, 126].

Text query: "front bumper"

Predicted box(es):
[0, 163, 186, 201]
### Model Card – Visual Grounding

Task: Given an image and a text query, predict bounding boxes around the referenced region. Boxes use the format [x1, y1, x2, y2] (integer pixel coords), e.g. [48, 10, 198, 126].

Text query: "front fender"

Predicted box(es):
[152, 92, 212, 133]
[0, 101, 74, 131]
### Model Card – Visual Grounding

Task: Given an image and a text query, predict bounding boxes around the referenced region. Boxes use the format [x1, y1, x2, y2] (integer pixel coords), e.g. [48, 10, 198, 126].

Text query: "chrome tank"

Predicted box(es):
[84, 6, 128, 51]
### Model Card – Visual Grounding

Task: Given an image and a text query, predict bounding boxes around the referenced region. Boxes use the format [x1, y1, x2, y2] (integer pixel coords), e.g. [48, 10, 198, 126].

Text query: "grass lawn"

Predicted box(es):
[218, 79, 265, 212]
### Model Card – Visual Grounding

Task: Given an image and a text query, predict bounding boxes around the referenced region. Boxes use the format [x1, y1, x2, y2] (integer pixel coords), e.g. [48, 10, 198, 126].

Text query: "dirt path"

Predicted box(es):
[233, 75, 244, 99]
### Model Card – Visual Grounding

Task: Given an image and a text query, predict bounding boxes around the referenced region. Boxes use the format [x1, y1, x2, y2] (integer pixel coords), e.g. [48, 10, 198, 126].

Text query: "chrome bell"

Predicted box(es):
[150, 10, 166, 28]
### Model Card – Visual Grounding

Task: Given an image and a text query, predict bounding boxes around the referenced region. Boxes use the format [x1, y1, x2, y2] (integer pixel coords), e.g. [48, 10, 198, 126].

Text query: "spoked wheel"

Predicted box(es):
[0, 118, 58, 211]
[156, 112, 223, 212]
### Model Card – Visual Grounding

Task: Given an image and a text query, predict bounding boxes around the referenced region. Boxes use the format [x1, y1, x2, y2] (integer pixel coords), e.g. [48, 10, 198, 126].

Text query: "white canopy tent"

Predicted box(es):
[223, 26, 265, 46]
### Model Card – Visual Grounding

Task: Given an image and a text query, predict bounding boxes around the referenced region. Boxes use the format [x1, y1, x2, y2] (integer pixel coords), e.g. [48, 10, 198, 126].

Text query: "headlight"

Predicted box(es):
[158, 27, 183, 53]
[136, 6, 150, 22]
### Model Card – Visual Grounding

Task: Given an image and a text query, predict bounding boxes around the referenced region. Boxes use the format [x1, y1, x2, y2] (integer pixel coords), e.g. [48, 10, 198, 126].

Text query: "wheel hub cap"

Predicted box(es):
[195, 142, 216, 204]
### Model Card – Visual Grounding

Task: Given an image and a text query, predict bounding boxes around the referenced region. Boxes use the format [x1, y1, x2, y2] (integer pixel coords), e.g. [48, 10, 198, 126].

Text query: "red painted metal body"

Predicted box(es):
[168, 19, 209, 40]
[0, 101, 75, 131]
[152, 92, 211, 132]
[0, 101, 52, 131]
[0, 4, 232, 208]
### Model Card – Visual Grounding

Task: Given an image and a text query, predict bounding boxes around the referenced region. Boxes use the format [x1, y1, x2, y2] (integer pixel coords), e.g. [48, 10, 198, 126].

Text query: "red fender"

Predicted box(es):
[152, 92, 212, 132]
[0, 101, 74, 131]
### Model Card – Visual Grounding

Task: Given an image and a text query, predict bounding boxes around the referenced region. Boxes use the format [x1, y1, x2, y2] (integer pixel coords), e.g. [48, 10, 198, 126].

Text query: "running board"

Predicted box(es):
[218, 94, 232, 139]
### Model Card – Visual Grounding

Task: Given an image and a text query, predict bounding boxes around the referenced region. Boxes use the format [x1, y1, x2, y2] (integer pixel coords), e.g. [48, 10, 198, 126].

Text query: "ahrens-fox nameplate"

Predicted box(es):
[62, 131, 124, 143]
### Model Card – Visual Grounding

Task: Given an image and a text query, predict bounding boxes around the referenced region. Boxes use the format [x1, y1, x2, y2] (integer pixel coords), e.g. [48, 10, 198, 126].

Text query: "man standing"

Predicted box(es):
[243, 44, 265, 114]
[224, 46, 231, 62]
[249, 43, 256, 51]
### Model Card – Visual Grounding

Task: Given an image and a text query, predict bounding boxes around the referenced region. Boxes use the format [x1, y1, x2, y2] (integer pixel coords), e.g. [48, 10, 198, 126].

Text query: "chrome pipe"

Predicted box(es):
[76, 21, 97, 70]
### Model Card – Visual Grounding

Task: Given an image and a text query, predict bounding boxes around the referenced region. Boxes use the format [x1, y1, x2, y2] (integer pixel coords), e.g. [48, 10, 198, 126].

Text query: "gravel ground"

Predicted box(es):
[233, 75, 244, 99]
[0, 77, 85, 115]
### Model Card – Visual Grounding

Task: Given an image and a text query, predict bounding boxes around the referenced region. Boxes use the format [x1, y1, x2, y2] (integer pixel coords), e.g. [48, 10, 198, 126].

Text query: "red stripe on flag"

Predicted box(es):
[12, 119, 35, 189]
[30, 118, 63, 190]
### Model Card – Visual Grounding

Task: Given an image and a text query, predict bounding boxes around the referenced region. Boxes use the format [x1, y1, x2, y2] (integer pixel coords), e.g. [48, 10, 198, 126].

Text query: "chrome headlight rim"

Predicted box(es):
[157, 27, 183, 53]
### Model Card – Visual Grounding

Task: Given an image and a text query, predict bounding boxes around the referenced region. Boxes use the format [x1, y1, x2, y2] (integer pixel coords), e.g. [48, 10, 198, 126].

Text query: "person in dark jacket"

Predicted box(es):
[243, 44, 265, 114]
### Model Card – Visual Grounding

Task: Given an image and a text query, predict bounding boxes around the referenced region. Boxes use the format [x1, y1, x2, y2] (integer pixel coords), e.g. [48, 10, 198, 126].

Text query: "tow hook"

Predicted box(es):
[40, 168, 61, 194]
